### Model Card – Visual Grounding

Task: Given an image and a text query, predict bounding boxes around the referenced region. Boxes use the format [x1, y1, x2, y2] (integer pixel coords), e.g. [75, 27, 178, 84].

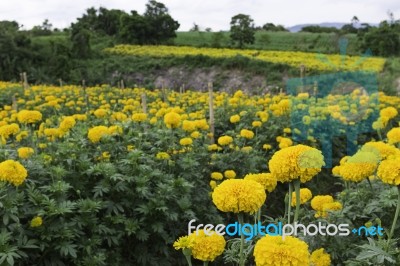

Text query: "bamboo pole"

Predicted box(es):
[208, 82, 215, 144]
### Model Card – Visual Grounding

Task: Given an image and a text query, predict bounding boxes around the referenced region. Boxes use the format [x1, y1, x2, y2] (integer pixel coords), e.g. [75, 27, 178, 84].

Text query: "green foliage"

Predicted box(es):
[301, 25, 339, 33]
[143, 0, 180, 44]
[261, 23, 288, 32]
[359, 21, 400, 57]
[230, 14, 256, 48]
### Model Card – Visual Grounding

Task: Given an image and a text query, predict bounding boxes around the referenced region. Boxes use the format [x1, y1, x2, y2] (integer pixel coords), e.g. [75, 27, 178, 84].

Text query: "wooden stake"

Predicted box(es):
[313, 81, 318, 103]
[12, 94, 17, 111]
[59, 79, 63, 87]
[162, 81, 167, 102]
[208, 82, 215, 144]
[300, 65, 305, 93]
[121, 79, 125, 90]
[23, 72, 28, 90]
[141, 93, 147, 114]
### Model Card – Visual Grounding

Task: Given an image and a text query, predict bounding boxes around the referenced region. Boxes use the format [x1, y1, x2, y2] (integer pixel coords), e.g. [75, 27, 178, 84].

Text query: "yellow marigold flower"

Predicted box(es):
[30, 216, 43, 228]
[362, 141, 400, 160]
[252, 121, 262, 127]
[230, 114, 240, 123]
[156, 152, 170, 160]
[212, 179, 266, 214]
[297, 92, 309, 99]
[59, 116, 76, 132]
[16, 130, 29, 142]
[332, 166, 341, 177]
[0, 160, 28, 186]
[44, 128, 62, 141]
[18, 147, 34, 159]
[291, 188, 313, 207]
[17, 110, 42, 124]
[94, 108, 108, 118]
[39, 143, 47, 149]
[164, 112, 181, 128]
[210, 180, 217, 190]
[173, 235, 195, 250]
[240, 129, 254, 139]
[127, 145, 135, 151]
[182, 120, 196, 132]
[132, 113, 147, 122]
[372, 118, 386, 130]
[234, 90, 244, 98]
[224, 170, 236, 179]
[283, 127, 291, 133]
[387, 127, 400, 144]
[380, 106, 398, 120]
[73, 114, 87, 121]
[310, 248, 331, 266]
[244, 173, 277, 192]
[180, 137, 193, 146]
[108, 125, 122, 135]
[302, 115, 311, 125]
[278, 137, 293, 149]
[0, 123, 20, 139]
[195, 119, 209, 130]
[208, 144, 219, 151]
[102, 152, 111, 160]
[262, 144, 272, 150]
[87, 126, 110, 143]
[111, 112, 128, 122]
[257, 111, 269, 122]
[149, 117, 157, 124]
[377, 157, 400, 185]
[339, 151, 379, 182]
[323, 201, 342, 211]
[241, 146, 252, 152]
[217, 135, 233, 146]
[268, 145, 325, 183]
[311, 195, 334, 212]
[188, 230, 226, 262]
[211, 172, 223, 180]
[254, 235, 310, 266]
[190, 131, 200, 139]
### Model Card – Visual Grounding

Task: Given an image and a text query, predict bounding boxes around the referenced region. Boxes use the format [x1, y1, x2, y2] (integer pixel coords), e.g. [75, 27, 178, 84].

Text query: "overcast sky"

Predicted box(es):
[0, 0, 399, 31]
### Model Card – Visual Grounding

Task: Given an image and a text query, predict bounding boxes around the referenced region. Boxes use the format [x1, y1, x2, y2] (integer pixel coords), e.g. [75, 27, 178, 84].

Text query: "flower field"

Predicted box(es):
[105, 45, 386, 72]
[0, 81, 400, 265]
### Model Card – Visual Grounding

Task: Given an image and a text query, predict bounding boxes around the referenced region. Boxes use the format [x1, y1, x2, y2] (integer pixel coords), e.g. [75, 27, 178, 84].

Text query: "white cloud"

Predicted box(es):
[0, 0, 398, 30]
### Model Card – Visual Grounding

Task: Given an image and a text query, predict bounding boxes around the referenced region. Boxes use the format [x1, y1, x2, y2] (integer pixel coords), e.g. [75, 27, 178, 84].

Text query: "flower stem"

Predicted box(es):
[238, 213, 245, 266]
[288, 183, 293, 224]
[203, 261, 208, 266]
[184, 254, 193, 266]
[293, 179, 301, 223]
[387, 186, 400, 247]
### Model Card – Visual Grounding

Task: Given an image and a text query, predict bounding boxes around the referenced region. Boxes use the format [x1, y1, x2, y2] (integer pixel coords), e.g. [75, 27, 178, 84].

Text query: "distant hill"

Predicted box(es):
[288, 22, 379, 32]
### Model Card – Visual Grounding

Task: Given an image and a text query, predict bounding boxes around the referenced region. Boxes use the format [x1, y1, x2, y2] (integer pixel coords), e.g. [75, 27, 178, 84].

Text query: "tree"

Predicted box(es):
[143, 0, 180, 44]
[31, 19, 53, 36]
[262, 23, 288, 32]
[119, 11, 150, 44]
[190, 23, 200, 32]
[70, 26, 91, 59]
[230, 14, 255, 48]
[359, 21, 400, 56]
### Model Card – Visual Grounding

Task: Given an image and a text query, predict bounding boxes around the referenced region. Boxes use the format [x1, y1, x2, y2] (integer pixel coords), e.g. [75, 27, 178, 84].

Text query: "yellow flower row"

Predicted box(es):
[105, 45, 386, 72]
